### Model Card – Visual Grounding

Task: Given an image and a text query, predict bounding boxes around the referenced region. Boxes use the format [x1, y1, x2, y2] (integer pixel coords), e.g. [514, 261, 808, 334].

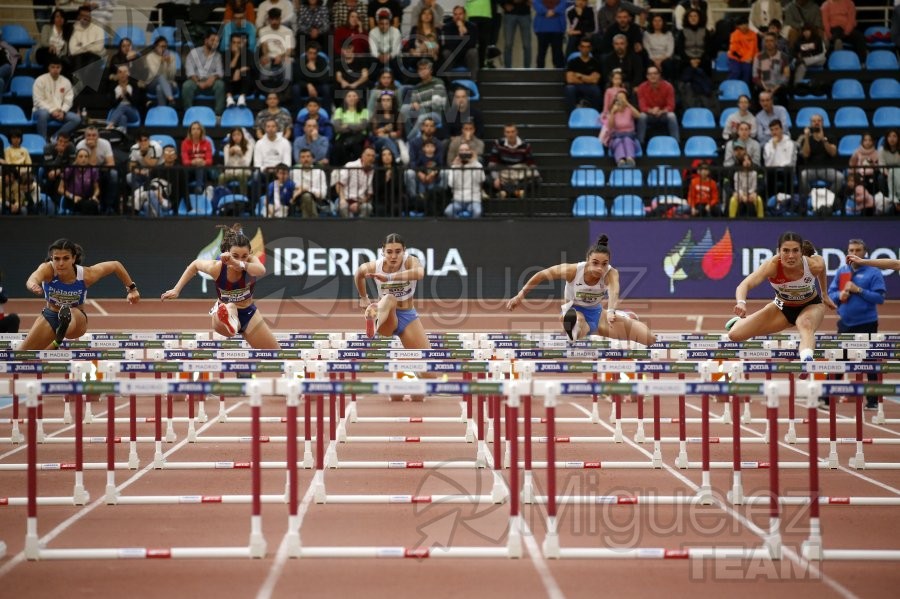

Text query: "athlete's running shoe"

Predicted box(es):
[217, 303, 238, 336]
[52, 305, 72, 348]
[365, 303, 377, 338]
[563, 308, 577, 340]
[725, 316, 741, 332]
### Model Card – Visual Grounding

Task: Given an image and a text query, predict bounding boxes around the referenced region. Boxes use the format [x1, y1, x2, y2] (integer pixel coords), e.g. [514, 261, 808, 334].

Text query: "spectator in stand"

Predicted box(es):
[749, 0, 784, 35]
[42, 132, 76, 213]
[366, 69, 404, 114]
[564, 0, 594, 58]
[255, 92, 293, 140]
[334, 10, 370, 58]
[225, 0, 257, 25]
[446, 118, 485, 165]
[253, 117, 294, 209]
[368, 0, 403, 30]
[601, 34, 643, 89]
[596, 0, 644, 38]
[335, 43, 372, 99]
[291, 148, 330, 217]
[75, 126, 119, 215]
[635, 66, 678, 146]
[224, 34, 253, 108]
[533, 0, 566, 69]
[644, 14, 676, 82]
[405, 7, 441, 68]
[126, 130, 162, 207]
[564, 37, 602, 113]
[755, 91, 790, 145]
[842, 172, 874, 216]
[405, 137, 446, 214]
[35, 9, 70, 70]
[726, 150, 765, 217]
[821, 0, 867, 57]
[258, 7, 295, 92]
[184, 32, 226, 116]
[106, 65, 142, 134]
[59, 148, 100, 215]
[296, 96, 335, 141]
[783, 0, 824, 46]
[410, 0, 443, 28]
[32, 57, 81, 141]
[219, 10, 257, 53]
[332, 89, 370, 166]
[601, 69, 630, 123]
[682, 163, 720, 216]
[752, 32, 790, 107]
[674, 8, 712, 72]
[400, 59, 447, 138]
[370, 10, 403, 79]
[2, 130, 34, 214]
[256, 0, 295, 30]
[505, 0, 534, 68]
[265, 163, 293, 218]
[444, 86, 484, 139]
[144, 37, 179, 108]
[488, 123, 539, 198]
[673, 0, 712, 32]
[373, 145, 406, 216]
[220, 127, 255, 199]
[441, 6, 480, 79]
[292, 42, 333, 112]
[296, 0, 332, 53]
[370, 89, 405, 160]
[602, 89, 640, 166]
[766, 19, 792, 55]
[334, 0, 371, 32]
[466, 0, 494, 69]
[293, 117, 332, 165]
[181, 121, 215, 210]
[797, 113, 842, 198]
[762, 119, 797, 199]
[724, 121, 762, 167]
[445, 142, 486, 218]
[595, 9, 645, 59]
[727, 15, 758, 87]
[848, 133, 881, 195]
[678, 55, 717, 110]
[151, 145, 186, 214]
[791, 24, 826, 85]
[105, 38, 146, 95]
[68, 5, 104, 77]
[879, 130, 900, 213]
[336, 146, 377, 217]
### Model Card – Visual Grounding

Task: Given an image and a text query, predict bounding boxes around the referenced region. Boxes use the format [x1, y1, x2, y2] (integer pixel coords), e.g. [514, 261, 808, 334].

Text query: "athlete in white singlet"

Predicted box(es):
[507, 234, 657, 345]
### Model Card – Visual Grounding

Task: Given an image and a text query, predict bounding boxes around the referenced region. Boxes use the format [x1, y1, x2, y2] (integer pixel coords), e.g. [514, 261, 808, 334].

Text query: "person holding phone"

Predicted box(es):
[798, 112, 841, 199]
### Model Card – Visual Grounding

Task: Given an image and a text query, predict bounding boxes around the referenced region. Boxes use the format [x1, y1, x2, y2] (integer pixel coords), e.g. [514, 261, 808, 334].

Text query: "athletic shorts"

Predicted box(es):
[568, 304, 603, 334]
[394, 308, 419, 337]
[42, 306, 87, 330]
[776, 295, 822, 326]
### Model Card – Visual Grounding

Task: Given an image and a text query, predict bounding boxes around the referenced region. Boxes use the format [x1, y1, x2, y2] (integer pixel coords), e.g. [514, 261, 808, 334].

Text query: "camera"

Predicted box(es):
[811, 127, 821, 134]
[458, 152, 473, 162]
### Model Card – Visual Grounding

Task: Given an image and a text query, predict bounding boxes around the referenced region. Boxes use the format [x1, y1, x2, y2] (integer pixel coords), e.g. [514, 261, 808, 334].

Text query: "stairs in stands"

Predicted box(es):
[477, 68, 571, 217]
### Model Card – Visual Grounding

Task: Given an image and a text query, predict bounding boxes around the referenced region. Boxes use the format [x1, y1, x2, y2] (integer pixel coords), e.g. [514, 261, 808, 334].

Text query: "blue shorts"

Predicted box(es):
[236, 304, 257, 333]
[42, 306, 87, 330]
[570, 304, 603, 334]
[394, 308, 419, 337]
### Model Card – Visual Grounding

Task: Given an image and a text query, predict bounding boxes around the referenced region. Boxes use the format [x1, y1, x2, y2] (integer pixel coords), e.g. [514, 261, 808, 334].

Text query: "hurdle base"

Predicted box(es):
[73, 485, 89, 506]
[802, 519, 822, 561]
[848, 454, 866, 470]
[0, 540, 6, 559]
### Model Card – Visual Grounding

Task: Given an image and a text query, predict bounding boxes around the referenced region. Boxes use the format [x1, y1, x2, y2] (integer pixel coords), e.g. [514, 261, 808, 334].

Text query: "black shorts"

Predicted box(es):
[777, 296, 822, 326]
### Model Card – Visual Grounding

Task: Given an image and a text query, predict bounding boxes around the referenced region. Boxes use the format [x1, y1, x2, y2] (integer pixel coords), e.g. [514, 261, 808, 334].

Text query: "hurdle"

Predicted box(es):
[21, 378, 269, 560]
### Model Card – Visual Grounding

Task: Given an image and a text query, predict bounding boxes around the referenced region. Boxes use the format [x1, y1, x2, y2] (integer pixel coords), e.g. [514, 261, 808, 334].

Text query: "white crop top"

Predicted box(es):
[563, 261, 609, 310]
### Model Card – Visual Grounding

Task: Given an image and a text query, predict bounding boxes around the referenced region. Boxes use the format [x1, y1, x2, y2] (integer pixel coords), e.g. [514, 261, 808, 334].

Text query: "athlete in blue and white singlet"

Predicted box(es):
[22, 238, 141, 350]
[508, 234, 657, 345]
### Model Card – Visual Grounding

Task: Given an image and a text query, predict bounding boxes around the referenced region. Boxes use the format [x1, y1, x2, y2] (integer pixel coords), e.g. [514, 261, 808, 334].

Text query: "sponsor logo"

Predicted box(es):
[663, 228, 733, 293]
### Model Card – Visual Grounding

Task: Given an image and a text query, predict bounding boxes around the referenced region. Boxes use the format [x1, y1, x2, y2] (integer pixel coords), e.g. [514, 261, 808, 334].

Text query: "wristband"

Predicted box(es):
[388, 273, 395, 282]
[239, 261, 247, 271]
[736, 300, 746, 305]
[126, 282, 137, 292]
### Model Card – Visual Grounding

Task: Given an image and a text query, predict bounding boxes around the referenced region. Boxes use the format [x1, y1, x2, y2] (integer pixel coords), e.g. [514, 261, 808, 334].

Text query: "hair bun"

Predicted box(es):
[597, 235, 609, 245]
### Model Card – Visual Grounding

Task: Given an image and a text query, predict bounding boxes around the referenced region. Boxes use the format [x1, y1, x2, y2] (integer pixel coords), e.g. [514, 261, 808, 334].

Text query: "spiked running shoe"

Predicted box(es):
[53, 305, 72, 348]
[563, 308, 577, 340]
[217, 303, 239, 336]
[365, 303, 377, 338]
[725, 316, 741, 332]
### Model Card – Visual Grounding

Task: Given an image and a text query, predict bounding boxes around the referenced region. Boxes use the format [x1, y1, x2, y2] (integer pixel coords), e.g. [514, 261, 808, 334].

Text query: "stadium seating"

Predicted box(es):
[718, 107, 736, 128]
[570, 166, 605, 188]
[0, 105, 31, 126]
[221, 107, 255, 128]
[150, 134, 177, 149]
[182, 106, 217, 128]
[646, 136, 681, 157]
[795, 107, 830, 128]
[1, 24, 35, 47]
[572, 195, 607, 217]
[869, 78, 900, 100]
[827, 50, 862, 71]
[568, 107, 601, 129]
[646, 165, 683, 189]
[22, 133, 45, 157]
[681, 108, 715, 130]
[569, 136, 605, 158]
[683, 136, 718, 158]
[113, 25, 147, 48]
[831, 79, 865, 101]
[145, 106, 179, 127]
[873, 106, 900, 128]
[150, 26, 181, 48]
[106, 108, 141, 129]
[451, 79, 480, 101]
[866, 50, 899, 71]
[610, 194, 645, 217]
[837, 135, 861, 157]
[718, 80, 750, 102]
[3, 76, 34, 99]
[608, 168, 642, 187]
[833, 107, 869, 129]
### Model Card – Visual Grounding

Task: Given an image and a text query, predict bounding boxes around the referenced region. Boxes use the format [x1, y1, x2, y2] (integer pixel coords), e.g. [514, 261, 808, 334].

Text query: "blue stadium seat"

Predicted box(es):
[827, 50, 862, 71]
[0, 105, 31, 126]
[568, 107, 601, 129]
[646, 135, 681, 157]
[114, 25, 147, 48]
[681, 107, 716, 130]
[873, 106, 900, 128]
[608, 168, 642, 187]
[837, 135, 861, 157]
[569, 136, 605, 158]
[831, 79, 865, 101]
[150, 25, 182, 48]
[718, 80, 750, 101]
[683, 136, 718, 158]
[182, 105, 217, 128]
[869, 78, 900, 100]
[795, 107, 830, 128]
[864, 26, 892, 48]
[296, 107, 330, 121]
[718, 107, 736, 128]
[150, 134, 177, 149]
[572, 195, 607, 217]
[4, 75, 34, 98]
[1, 24, 36, 47]
[833, 107, 869, 129]
[647, 165, 683, 189]
[22, 133, 45, 157]
[570, 166, 605, 188]
[866, 50, 899, 71]
[221, 107, 254, 128]
[145, 106, 179, 127]
[106, 108, 141, 129]
[713, 51, 729, 72]
[610, 194, 645, 217]
[451, 79, 480, 101]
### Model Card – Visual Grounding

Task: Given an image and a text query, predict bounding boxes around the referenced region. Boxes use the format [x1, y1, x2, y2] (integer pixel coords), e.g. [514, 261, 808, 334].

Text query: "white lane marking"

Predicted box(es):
[88, 299, 108, 316]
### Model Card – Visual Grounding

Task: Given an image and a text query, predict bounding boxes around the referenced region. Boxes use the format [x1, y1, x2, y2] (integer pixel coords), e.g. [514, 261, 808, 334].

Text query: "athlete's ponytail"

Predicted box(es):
[218, 223, 250, 253]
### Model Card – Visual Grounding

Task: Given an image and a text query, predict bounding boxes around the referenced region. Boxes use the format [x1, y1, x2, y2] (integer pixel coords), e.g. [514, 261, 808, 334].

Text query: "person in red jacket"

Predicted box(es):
[681, 163, 720, 216]
[181, 121, 214, 212]
[635, 64, 678, 145]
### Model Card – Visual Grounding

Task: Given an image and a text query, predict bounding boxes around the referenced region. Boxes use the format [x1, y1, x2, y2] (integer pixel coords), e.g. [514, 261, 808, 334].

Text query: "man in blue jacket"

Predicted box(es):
[827, 238, 886, 409]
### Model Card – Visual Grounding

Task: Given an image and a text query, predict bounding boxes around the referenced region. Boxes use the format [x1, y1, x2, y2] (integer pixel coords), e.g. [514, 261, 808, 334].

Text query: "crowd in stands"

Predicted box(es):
[0, 0, 896, 219]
